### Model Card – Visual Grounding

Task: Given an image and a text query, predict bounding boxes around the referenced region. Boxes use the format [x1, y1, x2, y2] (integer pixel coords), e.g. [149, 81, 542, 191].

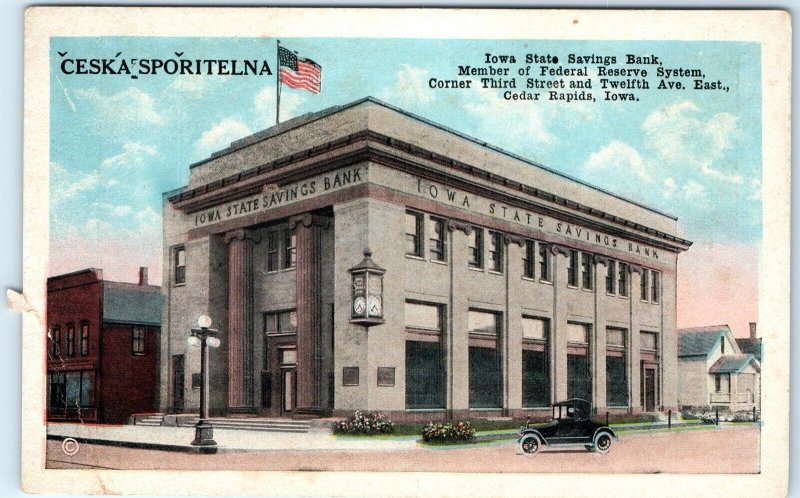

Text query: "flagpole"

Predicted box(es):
[276, 40, 281, 125]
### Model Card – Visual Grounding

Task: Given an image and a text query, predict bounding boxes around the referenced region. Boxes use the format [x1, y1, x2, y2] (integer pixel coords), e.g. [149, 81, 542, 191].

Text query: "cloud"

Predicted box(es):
[195, 118, 252, 157]
[169, 75, 206, 97]
[584, 140, 650, 183]
[642, 100, 742, 184]
[51, 161, 100, 202]
[74, 87, 164, 128]
[100, 142, 157, 170]
[464, 87, 554, 147]
[254, 87, 304, 126]
[378, 65, 434, 108]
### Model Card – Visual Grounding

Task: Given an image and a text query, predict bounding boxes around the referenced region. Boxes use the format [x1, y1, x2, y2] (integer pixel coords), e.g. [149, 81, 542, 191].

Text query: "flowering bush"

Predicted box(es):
[421, 421, 475, 443]
[331, 410, 395, 435]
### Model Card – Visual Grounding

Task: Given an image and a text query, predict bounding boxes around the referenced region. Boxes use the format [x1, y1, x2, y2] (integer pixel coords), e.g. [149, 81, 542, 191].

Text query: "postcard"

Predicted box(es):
[21, 7, 790, 497]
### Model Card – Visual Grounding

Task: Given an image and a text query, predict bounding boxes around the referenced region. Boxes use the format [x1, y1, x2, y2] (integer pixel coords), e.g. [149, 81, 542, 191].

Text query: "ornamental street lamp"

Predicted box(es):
[187, 314, 221, 452]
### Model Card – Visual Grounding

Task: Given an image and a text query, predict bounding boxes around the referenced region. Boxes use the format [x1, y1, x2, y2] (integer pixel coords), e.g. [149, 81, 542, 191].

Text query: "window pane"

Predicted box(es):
[429, 217, 446, 261]
[489, 232, 503, 272]
[405, 302, 440, 330]
[267, 232, 279, 271]
[568, 250, 578, 286]
[279, 311, 297, 333]
[522, 349, 549, 407]
[81, 371, 94, 407]
[538, 243, 550, 280]
[641, 332, 658, 350]
[606, 356, 628, 406]
[281, 349, 297, 365]
[651, 271, 660, 303]
[567, 323, 589, 343]
[522, 317, 548, 340]
[405, 211, 422, 256]
[607, 328, 626, 346]
[581, 253, 593, 290]
[468, 310, 498, 335]
[618, 263, 629, 296]
[65, 372, 81, 407]
[641, 269, 649, 300]
[567, 354, 591, 400]
[177, 248, 185, 266]
[265, 314, 277, 334]
[468, 228, 483, 268]
[284, 231, 296, 269]
[406, 340, 445, 408]
[469, 346, 502, 408]
[523, 240, 535, 278]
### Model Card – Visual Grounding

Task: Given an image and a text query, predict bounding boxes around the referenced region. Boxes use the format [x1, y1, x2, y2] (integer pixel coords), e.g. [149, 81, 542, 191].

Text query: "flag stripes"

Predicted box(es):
[278, 45, 322, 94]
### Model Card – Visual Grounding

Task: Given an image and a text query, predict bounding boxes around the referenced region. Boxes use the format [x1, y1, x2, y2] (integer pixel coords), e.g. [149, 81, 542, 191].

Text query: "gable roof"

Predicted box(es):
[736, 338, 762, 362]
[709, 355, 760, 374]
[678, 325, 732, 357]
[102, 282, 164, 326]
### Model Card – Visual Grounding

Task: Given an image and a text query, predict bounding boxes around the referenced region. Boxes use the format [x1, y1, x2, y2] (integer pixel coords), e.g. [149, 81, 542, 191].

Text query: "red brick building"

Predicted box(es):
[47, 267, 163, 424]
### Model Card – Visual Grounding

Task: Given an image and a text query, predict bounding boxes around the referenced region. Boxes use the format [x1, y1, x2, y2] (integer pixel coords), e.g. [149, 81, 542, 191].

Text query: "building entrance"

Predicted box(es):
[641, 365, 657, 412]
[281, 367, 297, 414]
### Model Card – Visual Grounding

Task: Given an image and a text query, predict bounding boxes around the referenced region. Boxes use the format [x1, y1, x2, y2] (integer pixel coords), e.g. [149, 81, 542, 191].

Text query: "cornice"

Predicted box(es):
[170, 130, 692, 252]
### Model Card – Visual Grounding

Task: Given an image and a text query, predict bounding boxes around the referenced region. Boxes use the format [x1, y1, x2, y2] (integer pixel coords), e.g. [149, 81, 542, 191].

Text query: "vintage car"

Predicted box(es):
[517, 398, 617, 455]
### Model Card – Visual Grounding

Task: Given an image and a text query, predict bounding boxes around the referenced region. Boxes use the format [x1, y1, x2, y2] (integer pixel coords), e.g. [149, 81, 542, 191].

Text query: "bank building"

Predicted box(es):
[161, 97, 692, 421]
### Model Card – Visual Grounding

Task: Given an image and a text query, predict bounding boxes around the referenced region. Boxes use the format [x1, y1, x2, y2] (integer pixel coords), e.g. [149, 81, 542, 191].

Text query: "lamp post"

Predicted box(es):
[187, 315, 221, 452]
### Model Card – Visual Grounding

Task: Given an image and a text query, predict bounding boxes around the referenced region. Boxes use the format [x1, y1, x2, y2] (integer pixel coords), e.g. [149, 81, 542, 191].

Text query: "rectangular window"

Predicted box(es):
[523, 240, 535, 279]
[715, 373, 730, 393]
[488, 231, 504, 272]
[280, 349, 297, 365]
[406, 301, 445, 409]
[581, 252, 593, 290]
[342, 367, 359, 386]
[567, 354, 591, 401]
[468, 228, 484, 269]
[265, 310, 297, 335]
[65, 325, 75, 357]
[468, 310, 500, 336]
[606, 327, 628, 407]
[522, 316, 549, 408]
[429, 217, 446, 262]
[79, 323, 89, 356]
[567, 322, 589, 344]
[605, 260, 616, 294]
[641, 331, 658, 351]
[267, 231, 279, 271]
[59, 371, 94, 409]
[48, 372, 66, 409]
[174, 246, 186, 285]
[651, 271, 660, 303]
[538, 243, 551, 281]
[405, 210, 424, 257]
[50, 326, 61, 358]
[618, 262, 629, 297]
[640, 269, 650, 301]
[606, 355, 628, 406]
[283, 230, 296, 269]
[567, 250, 578, 286]
[132, 327, 146, 355]
[522, 316, 548, 340]
[469, 310, 502, 408]
[720, 336, 725, 354]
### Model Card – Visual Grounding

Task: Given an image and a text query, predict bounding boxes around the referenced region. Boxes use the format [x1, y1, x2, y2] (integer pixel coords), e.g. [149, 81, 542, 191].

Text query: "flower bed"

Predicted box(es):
[421, 421, 475, 444]
[331, 410, 395, 435]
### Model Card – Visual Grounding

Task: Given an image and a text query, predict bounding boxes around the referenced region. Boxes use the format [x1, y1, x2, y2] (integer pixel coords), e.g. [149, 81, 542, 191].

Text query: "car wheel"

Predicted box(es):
[518, 434, 541, 456]
[594, 433, 612, 454]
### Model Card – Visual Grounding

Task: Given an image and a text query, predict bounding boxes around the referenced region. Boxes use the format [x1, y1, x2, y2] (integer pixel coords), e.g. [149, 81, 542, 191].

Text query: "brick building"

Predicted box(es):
[161, 97, 691, 420]
[47, 267, 163, 423]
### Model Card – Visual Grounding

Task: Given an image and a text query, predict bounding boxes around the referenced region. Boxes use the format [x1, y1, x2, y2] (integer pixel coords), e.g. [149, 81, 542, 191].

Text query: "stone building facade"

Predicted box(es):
[160, 97, 691, 420]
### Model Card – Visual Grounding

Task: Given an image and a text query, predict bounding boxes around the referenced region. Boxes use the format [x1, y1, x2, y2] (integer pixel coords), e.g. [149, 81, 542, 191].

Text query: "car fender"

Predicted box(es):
[519, 429, 550, 446]
[592, 427, 617, 441]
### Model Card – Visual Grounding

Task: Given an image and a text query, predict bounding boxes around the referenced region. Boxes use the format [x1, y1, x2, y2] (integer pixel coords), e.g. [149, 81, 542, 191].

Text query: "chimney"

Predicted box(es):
[138, 267, 148, 286]
[749, 322, 757, 339]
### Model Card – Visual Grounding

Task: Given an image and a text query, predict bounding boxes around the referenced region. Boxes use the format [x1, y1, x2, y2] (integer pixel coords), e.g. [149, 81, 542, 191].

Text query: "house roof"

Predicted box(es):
[102, 282, 164, 326]
[678, 326, 730, 357]
[709, 355, 760, 374]
[736, 338, 762, 362]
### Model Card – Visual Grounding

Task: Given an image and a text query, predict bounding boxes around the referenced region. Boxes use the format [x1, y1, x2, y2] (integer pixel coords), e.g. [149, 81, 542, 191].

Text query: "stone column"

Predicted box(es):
[224, 229, 260, 413]
[289, 213, 330, 415]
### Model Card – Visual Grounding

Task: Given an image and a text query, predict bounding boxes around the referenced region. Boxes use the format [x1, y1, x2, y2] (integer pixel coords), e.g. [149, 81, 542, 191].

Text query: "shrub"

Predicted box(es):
[421, 421, 475, 443]
[331, 410, 395, 435]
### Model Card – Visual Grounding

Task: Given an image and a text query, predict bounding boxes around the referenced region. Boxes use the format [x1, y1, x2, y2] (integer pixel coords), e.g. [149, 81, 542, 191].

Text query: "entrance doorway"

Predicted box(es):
[641, 364, 657, 412]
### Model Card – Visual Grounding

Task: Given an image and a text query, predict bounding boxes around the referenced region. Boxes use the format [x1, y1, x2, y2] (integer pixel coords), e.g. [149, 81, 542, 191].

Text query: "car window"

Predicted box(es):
[567, 407, 575, 418]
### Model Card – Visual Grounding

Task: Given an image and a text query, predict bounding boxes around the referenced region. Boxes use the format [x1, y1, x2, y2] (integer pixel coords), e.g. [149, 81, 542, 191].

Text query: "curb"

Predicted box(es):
[47, 434, 217, 454]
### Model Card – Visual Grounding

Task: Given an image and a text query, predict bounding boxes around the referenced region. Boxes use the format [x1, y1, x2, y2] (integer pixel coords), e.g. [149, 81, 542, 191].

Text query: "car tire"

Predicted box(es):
[593, 433, 613, 454]
[518, 434, 541, 456]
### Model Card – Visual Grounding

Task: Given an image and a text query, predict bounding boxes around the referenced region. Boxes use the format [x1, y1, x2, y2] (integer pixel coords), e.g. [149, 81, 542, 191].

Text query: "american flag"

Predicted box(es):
[278, 45, 322, 94]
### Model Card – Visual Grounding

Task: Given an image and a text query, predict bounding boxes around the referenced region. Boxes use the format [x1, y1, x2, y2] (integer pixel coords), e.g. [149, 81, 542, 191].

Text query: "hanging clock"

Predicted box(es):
[349, 248, 386, 327]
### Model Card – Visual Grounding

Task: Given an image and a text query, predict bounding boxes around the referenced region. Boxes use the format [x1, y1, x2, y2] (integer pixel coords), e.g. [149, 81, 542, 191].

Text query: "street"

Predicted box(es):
[46, 425, 759, 474]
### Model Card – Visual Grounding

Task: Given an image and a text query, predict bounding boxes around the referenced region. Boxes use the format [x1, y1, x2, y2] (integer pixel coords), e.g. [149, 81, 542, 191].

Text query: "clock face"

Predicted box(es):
[353, 296, 367, 315]
[368, 295, 382, 316]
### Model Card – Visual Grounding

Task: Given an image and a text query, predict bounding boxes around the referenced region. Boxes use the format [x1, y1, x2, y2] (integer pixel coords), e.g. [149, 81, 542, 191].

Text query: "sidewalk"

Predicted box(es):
[47, 423, 419, 453]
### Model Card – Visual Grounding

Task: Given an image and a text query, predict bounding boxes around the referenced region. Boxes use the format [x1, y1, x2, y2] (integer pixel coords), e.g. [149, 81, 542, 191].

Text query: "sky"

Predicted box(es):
[48, 37, 761, 337]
